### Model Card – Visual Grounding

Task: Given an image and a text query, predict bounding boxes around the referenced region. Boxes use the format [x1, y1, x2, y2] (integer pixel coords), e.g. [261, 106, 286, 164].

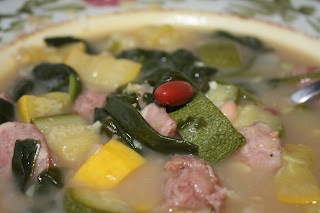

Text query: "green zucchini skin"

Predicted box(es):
[170, 92, 246, 164]
[0, 98, 14, 123]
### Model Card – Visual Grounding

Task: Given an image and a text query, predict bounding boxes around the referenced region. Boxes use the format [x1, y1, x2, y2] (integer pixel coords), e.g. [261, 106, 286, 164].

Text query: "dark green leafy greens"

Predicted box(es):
[212, 30, 272, 52]
[117, 48, 217, 93]
[0, 98, 14, 124]
[44, 36, 96, 54]
[11, 63, 82, 102]
[10, 79, 34, 102]
[34, 167, 64, 195]
[104, 94, 198, 155]
[12, 139, 40, 192]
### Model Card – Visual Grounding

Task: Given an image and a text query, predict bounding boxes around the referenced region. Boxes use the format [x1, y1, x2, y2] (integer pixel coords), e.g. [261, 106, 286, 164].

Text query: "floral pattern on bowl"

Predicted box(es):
[0, 0, 319, 47]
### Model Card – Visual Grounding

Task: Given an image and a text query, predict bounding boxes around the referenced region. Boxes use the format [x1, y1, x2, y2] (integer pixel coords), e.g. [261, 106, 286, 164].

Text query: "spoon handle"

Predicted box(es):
[291, 80, 320, 104]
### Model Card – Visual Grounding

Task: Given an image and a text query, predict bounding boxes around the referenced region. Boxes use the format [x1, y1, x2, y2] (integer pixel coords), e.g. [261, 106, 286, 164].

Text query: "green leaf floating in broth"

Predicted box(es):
[0, 98, 14, 124]
[105, 94, 198, 155]
[267, 70, 320, 87]
[12, 139, 41, 192]
[34, 167, 64, 196]
[44, 36, 96, 54]
[32, 63, 82, 101]
[117, 48, 217, 93]
[10, 79, 34, 102]
[212, 30, 273, 52]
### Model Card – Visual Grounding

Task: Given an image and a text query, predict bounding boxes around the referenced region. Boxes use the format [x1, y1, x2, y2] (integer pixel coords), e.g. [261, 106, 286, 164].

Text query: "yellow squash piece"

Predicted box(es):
[64, 49, 141, 92]
[19, 42, 86, 65]
[72, 139, 145, 190]
[275, 144, 320, 204]
[17, 92, 71, 122]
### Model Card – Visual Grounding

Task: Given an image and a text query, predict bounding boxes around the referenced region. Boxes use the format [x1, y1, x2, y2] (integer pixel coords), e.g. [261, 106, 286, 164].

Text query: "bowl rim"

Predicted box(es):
[0, 8, 319, 86]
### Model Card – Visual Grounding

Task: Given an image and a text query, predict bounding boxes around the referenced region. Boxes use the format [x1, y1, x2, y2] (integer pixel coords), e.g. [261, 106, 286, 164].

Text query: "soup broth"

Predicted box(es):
[0, 23, 320, 213]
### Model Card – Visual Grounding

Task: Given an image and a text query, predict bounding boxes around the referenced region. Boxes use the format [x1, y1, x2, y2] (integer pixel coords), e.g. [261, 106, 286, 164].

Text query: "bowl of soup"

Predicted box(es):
[0, 6, 320, 213]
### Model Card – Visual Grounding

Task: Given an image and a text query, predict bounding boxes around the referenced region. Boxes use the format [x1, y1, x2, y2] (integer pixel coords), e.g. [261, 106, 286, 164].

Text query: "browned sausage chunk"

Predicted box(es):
[163, 155, 227, 213]
[237, 122, 282, 173]
[0, 122, 50, 177]
[72, 90, 106, 121]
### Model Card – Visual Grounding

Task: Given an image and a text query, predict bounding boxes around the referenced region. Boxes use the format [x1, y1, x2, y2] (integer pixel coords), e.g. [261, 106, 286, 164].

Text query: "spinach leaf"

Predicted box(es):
[44, 36, 96, 54]
[0, 98, 14, 124]
[212, 30, 272, 52]
[117, 48, 217, 93]
[12, 139, 40, 192]
[105, 94, 198, 155]
[32, 63, 82, 101]
[10, 79, 34, 102]
[34, 167, 64, 196]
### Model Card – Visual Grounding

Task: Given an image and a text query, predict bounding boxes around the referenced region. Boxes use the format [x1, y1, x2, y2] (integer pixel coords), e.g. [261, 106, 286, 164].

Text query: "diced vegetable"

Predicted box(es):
[10, 79, 34, 102]
[12, 139, 41, 192]
[105, 94, 198, 154]
[169, 92, 245, 163]
[35, 114, 101, 165]
[233, 104, 283, 135]
[17, 92, 71, 123]
[206, 81, 239, 107]
[212, 30, 272, 52]
[44, 36, 94, 53]
[0, 98, 14, 124]
[198, 40, 243, 68]
[34, 167, 64, 196]
[65, 49, 141, 92]
[63, 188, 137, 213]
[275, 144, 320, 204]
[32, 113, 87, 135]
[72, 139, 145, 190]
[32, 63, 82, 102]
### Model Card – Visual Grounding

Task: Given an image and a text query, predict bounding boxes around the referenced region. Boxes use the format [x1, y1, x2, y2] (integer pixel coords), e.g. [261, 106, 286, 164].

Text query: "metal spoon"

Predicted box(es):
[291, 80, 320, 104]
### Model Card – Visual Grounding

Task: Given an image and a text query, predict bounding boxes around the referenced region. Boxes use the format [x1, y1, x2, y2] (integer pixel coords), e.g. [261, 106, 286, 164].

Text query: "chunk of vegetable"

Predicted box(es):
[32, 63, 82, 102]
[64, 49, 141, 92]
[0, 98, 14, 124]
[17, 92, 71, 123]
[198, 40, 242, 68]
[10, 79, 34, 102]
[105, 95, 198, 154]
[169, 92, 245, 163]
[72, 139, 145, 190]
[206, 81, 239, 107]
[63, 188, 137, 213]
[35, 114, 100, 165]
[12, 139, 40, 192]
[233, 104, 283, 135]
[275, 144, 320, 204]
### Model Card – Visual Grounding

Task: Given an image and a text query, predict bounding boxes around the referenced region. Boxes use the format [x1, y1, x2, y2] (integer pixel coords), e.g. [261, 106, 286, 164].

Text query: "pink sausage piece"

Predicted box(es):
[163, 155, 227, 213]
[72, 90, 107, 121]
[0, 92, 13, 103]
[0, 122, 50, 177]
[236, 122, 282, 173]
[141, 103, 178, 138]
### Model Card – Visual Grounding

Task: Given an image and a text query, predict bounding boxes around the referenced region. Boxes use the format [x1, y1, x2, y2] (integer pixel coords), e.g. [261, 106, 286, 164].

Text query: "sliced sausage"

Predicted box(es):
[72, 90, 107, 121]
[236, 122, 282, 173]
[141, 103, 178, 138]
[0, 92, 13, 103]
[0, 122, 50, 177]
[163, 155, 227, 213]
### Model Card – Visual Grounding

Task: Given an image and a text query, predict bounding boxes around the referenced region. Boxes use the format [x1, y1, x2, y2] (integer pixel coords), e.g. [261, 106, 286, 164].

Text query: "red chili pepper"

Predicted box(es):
[154, 80, 194, 106]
